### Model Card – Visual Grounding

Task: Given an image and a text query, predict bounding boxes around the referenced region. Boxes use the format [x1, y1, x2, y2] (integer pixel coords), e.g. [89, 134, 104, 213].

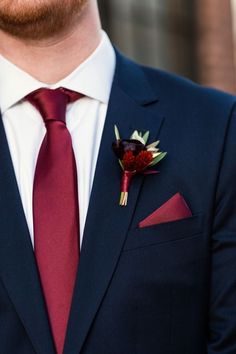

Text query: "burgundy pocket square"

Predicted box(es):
[139, 193, 192, 228]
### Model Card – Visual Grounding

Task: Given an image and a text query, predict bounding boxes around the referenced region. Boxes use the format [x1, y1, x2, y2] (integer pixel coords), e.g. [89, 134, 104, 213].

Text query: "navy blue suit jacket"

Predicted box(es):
[0, 50, 236, 354]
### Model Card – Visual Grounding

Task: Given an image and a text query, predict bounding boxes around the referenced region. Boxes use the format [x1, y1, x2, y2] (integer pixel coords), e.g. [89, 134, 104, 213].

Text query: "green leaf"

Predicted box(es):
[142, 131, 150, 144]
[114, 125, 121, 140]
[152, 152, 162, 158]
[149, 152, 167, 167]
[146, 140, 160, 149]
[119, 159, 124, 170]
[131, 130, 145, 144]
[147, 147, 159, 152]
[130, 130, 139, 139]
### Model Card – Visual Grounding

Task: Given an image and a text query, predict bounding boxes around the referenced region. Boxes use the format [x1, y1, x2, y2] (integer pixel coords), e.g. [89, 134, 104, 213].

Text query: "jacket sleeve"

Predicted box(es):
[208, 102, 236, 353]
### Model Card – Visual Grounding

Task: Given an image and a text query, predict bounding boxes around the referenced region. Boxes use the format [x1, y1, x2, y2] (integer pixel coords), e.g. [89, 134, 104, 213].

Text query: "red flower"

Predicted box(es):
[122, 151, 136, 170]
[122, 150, 153, 172]
[135, 151, 153, 171]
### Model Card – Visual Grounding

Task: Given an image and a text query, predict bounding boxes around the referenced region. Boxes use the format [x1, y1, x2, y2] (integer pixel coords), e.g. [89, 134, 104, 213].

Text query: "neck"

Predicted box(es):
[0, 2, 102, 84]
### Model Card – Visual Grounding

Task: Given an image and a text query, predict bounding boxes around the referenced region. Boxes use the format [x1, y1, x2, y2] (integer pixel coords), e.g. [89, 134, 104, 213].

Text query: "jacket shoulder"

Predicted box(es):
[140, 64, 236, 116]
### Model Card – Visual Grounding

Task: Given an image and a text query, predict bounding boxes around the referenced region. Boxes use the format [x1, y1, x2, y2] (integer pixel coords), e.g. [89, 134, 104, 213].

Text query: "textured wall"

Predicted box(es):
[99, 0, 195, 78]
[99, 0, 236, 93]
[195, 0, 236, 93]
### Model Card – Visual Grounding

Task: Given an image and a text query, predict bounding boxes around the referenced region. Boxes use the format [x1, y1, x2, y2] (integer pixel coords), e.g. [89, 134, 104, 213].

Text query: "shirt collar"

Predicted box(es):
[0, 30, 116, 114]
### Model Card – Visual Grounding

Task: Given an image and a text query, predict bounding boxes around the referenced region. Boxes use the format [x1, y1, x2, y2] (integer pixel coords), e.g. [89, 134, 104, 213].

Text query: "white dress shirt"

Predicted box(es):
[0, 31, 116, 248]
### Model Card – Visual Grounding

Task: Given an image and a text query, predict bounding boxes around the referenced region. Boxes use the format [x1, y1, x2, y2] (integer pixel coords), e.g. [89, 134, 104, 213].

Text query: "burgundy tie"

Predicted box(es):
[26, 87, 82, 354]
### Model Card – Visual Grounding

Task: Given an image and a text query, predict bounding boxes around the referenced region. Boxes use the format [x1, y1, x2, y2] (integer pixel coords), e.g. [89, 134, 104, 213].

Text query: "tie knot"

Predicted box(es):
[26, 87, 83, 123]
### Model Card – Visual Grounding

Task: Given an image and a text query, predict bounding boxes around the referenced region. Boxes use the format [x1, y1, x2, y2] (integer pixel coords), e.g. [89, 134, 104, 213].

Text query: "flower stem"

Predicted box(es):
[119, 192, 128, 206]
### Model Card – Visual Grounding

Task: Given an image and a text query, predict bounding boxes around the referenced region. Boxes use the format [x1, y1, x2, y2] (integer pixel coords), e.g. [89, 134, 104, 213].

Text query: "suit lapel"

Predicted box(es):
[64, 52, 164, 354]
[0, 118, 55, 354]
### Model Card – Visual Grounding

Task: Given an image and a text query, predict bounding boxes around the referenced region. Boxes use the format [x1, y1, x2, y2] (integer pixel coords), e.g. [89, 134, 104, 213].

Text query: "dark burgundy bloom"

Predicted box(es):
[112, 139, 145, 159]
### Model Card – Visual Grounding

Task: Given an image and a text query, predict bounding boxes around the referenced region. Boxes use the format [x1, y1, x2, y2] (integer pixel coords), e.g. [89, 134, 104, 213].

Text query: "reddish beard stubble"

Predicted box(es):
[0, 0, 88, 40]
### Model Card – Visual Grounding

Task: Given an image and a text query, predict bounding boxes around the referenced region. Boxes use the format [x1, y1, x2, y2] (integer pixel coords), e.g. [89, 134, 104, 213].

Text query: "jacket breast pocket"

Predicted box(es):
[123, 214, 204, 251]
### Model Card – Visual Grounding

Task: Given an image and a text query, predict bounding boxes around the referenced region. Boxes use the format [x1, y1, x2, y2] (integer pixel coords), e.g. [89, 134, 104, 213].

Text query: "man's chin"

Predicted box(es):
[0, 0, 88, 40]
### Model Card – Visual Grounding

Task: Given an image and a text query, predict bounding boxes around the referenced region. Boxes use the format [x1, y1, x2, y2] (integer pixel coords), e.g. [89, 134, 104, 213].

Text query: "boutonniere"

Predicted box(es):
[112, 125, 167, 206]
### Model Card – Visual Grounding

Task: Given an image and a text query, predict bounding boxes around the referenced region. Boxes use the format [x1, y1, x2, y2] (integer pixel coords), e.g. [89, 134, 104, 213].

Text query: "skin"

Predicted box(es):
[0, 0, 101, 83]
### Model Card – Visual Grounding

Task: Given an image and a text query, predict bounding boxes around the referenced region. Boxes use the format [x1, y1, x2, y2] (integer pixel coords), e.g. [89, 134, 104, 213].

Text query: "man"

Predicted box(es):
[0, 0, 235, 353]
